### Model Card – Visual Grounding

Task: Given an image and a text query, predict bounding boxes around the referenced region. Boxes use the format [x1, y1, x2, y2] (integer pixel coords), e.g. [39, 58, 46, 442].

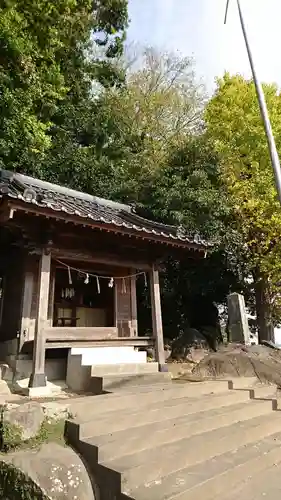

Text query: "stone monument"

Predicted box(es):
[227, 292, 251, 344]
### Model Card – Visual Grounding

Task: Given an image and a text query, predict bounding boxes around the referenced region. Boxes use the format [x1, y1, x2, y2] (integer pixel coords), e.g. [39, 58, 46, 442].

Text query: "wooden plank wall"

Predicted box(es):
[0, 250, 25, 342]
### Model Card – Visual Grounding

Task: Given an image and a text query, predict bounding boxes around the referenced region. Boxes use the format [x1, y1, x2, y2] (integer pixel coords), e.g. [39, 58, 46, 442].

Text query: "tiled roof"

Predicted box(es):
[0, 169, 208, 248]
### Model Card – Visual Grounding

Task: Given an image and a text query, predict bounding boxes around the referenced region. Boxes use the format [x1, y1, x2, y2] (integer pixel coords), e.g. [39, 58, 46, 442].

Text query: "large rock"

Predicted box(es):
[192, 343, 281, 385]
[0, 443, 96, 499]
[171, 328, 208, 360]
[4, 401, 44, 440]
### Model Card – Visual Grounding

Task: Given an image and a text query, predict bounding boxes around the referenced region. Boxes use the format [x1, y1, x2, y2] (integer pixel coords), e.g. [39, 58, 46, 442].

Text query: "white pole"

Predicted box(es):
[225, 0, 281, 204]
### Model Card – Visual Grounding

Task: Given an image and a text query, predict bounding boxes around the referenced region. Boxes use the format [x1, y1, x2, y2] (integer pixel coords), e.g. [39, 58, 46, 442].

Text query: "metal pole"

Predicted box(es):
[225, 0, 281, 204]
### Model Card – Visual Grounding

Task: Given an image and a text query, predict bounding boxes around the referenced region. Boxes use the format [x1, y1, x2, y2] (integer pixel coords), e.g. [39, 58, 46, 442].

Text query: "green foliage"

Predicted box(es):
[205, 73, 281, 332]
[0, 462, 48, 500]
[0, 0, 128, 172]
[34, 418, 66, 448]
[0, 410, 66, 453]
[145, 136, 229, 237]
[0, 420, 22, 452]
[0, 0, 238, 340]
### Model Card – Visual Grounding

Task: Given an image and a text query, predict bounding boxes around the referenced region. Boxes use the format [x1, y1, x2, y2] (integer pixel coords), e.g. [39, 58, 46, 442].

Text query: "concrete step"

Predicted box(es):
[88, 372, 172, 396]
[103, 381, 173, 393]
[87, 399, 273, 462]
[129, 432, 281, 500]
[91, 362, 159, 376]
[222, 448, 281, 500]
[238, 385, 277, 401]
[101, 411, 281, 493]
[66, 380, 281, 498]
[229, 376, 263, 389]
[68, 380, 233, 418]
[229, 379, 277, 398]
[70, 389, 261, 440]
[101, 372, 171, 392]
[88, 372, 171, 395]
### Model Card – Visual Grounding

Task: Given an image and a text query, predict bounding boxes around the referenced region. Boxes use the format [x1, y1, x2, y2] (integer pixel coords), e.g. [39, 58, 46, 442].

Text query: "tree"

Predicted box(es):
[205, 73, 281, 341]
[0, 0, 128, 173]
[106, 48, 205, 162]
[40, 48, 206, 202]
[148, 137, 238, 340]
[134, 135, 239, 342]
[0, 4, 237, 342]
[144, 137, 228, 237]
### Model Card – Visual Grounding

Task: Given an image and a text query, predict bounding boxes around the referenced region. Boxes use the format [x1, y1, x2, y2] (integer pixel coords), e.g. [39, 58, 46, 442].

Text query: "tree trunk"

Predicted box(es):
[254, 274, 274, 343]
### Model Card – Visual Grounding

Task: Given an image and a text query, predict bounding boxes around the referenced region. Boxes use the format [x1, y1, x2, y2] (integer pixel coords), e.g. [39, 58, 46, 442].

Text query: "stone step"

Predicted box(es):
[104, 381, 173, 393]
[91, 362, 159, 376]
[68, 382, 234, 420]
[221, 449, 281, 500]
[229, 381, 277, 399]
[241, 385, 277, 401]
[223, 462, 281, 500]
[100, 411, 281, 493]
[88, 398, 273, 462]
[88, 396, 262, 450]
[88, 372, 171, 395]
[101, 372, 171, 392]
[68, 379, 276, 420]
[69, 389, 260, 440]
[128, 432, 281, 500]
[69, 380, 232, 416]
[66, 380, 281, 498]
[229, 376, 262, 389]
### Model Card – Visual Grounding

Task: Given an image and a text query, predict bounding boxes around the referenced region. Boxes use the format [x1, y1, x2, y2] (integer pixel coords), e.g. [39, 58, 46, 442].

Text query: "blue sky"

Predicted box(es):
[127, 0, 281, 91]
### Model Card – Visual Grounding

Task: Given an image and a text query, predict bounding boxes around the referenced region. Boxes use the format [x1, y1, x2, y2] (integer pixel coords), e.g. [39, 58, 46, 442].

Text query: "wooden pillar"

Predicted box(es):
[130, 272, 138, 336]
[149, 265, 167, 372]
[20, 263, 34, 346]
[115, 276, 131, 337]
[47, 265, 56, 327]
[28, 249, 51, 388]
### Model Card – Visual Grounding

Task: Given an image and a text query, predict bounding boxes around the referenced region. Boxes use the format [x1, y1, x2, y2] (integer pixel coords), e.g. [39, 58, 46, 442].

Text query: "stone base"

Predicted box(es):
[24, 385, 54, 398]
[28, 372, 47, 389]
[158, 363, 169, 373]
[16, 379, 66, 398]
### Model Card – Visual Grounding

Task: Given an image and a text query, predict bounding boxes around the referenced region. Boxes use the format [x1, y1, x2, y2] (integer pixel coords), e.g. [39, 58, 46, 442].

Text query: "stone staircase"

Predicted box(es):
[65, 378, 281, 499]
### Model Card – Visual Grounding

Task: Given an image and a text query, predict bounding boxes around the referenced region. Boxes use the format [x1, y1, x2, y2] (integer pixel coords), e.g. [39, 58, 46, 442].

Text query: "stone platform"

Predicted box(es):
[65, 377, 281, 499]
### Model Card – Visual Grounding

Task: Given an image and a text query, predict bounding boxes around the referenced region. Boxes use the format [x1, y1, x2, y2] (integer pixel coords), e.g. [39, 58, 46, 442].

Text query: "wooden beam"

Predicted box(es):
[45, 336, 154, 349]
[51, 248, 154, 271]
[28, 249, 51, 388]
[0, 203, 16, 223]
[44, 326, 118, 341]
[149, 265, 167, 372]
